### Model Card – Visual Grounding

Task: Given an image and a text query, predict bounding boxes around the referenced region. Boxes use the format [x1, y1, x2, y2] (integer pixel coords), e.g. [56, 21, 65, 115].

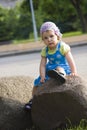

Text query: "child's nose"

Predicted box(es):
[48, 37, 52, 41]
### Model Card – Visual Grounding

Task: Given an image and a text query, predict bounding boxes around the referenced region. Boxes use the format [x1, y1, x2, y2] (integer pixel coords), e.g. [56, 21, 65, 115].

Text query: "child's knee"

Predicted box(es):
[56, 67, 66, 75]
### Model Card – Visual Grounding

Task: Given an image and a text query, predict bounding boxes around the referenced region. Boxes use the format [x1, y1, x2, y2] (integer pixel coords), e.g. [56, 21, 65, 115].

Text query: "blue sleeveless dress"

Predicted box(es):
[34, 43, 71, 87]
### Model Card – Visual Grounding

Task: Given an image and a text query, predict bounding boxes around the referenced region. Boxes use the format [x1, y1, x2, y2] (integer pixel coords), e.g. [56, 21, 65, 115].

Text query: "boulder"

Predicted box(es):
[0, 76, 33, 130]
[32, 76, 87, 130]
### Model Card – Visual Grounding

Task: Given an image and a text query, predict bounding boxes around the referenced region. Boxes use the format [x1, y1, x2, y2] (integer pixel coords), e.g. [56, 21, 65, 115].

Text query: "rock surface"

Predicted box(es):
[32, 76, 87, 130]
[0, 75, 87, 130]
[0, 76, 33, 130]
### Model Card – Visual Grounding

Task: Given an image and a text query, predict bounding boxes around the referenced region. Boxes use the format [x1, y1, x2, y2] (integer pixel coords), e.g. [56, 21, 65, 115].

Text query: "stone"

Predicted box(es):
[31, 76, 87, 130]
[0, 76, 33, 130]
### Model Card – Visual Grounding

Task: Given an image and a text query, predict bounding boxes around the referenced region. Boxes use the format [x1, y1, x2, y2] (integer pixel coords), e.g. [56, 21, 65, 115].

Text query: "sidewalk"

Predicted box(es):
[0, 34, 87, 57]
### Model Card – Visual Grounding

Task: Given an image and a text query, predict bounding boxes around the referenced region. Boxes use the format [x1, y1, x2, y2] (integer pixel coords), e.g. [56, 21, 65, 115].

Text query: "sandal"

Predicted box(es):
[47, 69, 66, 83]
[24, 99, 32, 111]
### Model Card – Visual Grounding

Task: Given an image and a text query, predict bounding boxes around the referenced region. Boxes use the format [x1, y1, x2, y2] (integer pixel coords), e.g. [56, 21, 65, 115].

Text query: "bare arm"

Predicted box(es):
[40, 56, 47, 83]
[65, 51, 78, 76]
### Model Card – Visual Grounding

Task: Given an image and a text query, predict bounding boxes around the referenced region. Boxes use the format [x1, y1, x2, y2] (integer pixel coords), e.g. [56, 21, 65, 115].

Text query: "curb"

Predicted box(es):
[0, 41, 87, 58]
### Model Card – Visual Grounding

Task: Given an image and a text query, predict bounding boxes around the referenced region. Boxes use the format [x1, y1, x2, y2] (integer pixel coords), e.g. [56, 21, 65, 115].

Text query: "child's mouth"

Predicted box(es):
[49, 43, 53, 45]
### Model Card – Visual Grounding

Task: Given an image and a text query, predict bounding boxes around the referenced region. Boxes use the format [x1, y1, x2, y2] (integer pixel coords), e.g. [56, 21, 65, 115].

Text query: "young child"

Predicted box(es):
[24, 21, 77, 110]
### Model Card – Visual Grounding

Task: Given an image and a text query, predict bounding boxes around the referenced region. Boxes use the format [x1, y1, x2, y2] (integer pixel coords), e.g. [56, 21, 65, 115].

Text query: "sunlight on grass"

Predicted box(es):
[12, 31, 84, 45]
[65, 119, 87, 130]
[63, 31, 83, 37]
[13, 38, 34, 44]
[13, 37, 41, 44]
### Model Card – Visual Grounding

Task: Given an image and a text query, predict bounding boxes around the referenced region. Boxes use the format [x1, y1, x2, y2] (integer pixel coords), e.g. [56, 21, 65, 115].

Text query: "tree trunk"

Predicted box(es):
[70, 0, 87, 32]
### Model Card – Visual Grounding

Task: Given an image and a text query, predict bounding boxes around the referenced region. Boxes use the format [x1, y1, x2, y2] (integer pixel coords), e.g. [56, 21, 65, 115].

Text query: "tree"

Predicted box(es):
[70, 0, 87, 32]
[14, 0, 32, 39]
[39, 0, 77, 32]
[0, 6, 15, 41]
[37, 0, 87, 33]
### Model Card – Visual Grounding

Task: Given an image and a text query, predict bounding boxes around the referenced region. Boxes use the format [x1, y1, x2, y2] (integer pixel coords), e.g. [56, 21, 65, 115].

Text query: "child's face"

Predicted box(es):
[42, 30, 59, 49]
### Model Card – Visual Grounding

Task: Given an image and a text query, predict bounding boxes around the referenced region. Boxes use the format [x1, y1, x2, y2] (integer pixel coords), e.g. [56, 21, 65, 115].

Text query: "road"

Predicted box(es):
[0, 45, 87, 79]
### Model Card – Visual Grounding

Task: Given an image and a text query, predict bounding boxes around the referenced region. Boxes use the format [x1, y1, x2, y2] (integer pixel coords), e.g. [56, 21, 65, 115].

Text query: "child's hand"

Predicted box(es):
[70, 73, 78, 76]
[40, 76, 45, 83]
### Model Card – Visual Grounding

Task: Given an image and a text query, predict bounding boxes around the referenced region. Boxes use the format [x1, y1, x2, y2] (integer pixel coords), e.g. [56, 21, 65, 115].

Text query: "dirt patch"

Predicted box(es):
[0, 76, 34, 103]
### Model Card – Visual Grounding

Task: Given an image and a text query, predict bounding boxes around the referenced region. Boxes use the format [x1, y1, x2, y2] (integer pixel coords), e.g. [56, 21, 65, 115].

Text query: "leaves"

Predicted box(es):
[0, 0, 87, 41]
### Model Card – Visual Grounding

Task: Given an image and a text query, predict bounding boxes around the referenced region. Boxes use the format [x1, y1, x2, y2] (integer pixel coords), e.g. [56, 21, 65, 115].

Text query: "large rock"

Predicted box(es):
[0, 76, 33, 130]
[32, 76, 87, 130]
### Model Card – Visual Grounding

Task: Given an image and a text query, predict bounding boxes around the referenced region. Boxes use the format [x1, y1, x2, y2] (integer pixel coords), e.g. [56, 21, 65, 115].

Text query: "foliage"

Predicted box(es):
[0, 0, 87, 42]
[13, 1, 32, 40]
[0, 6, 14, 41]
[70, 0, 87, 32]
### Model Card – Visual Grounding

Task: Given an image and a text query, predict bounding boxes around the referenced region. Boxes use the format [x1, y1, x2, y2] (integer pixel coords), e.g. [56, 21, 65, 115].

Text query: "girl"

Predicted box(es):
[24, 21, 77, 110]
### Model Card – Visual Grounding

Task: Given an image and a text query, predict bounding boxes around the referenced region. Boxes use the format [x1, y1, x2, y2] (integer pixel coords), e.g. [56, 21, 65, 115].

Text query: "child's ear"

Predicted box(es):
[57, 36, 60, 40]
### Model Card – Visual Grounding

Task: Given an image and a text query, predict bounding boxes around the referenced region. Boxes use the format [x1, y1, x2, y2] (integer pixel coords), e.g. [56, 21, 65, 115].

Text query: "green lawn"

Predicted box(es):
[12, 31, 84, 45]
[63, 31, 83, 37]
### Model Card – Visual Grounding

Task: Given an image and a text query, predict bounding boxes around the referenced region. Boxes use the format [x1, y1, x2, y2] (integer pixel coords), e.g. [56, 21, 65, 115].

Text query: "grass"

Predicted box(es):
[63, 119, 87, 130]
[63, 31, 83, 37]
[29, 119, 87, 130]
[12, 38, 35, 44]
[12, 31, 84, 45]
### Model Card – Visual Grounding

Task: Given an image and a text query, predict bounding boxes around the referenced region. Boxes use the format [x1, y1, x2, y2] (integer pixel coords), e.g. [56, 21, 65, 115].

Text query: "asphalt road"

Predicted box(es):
[0, 45, 87, 79]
